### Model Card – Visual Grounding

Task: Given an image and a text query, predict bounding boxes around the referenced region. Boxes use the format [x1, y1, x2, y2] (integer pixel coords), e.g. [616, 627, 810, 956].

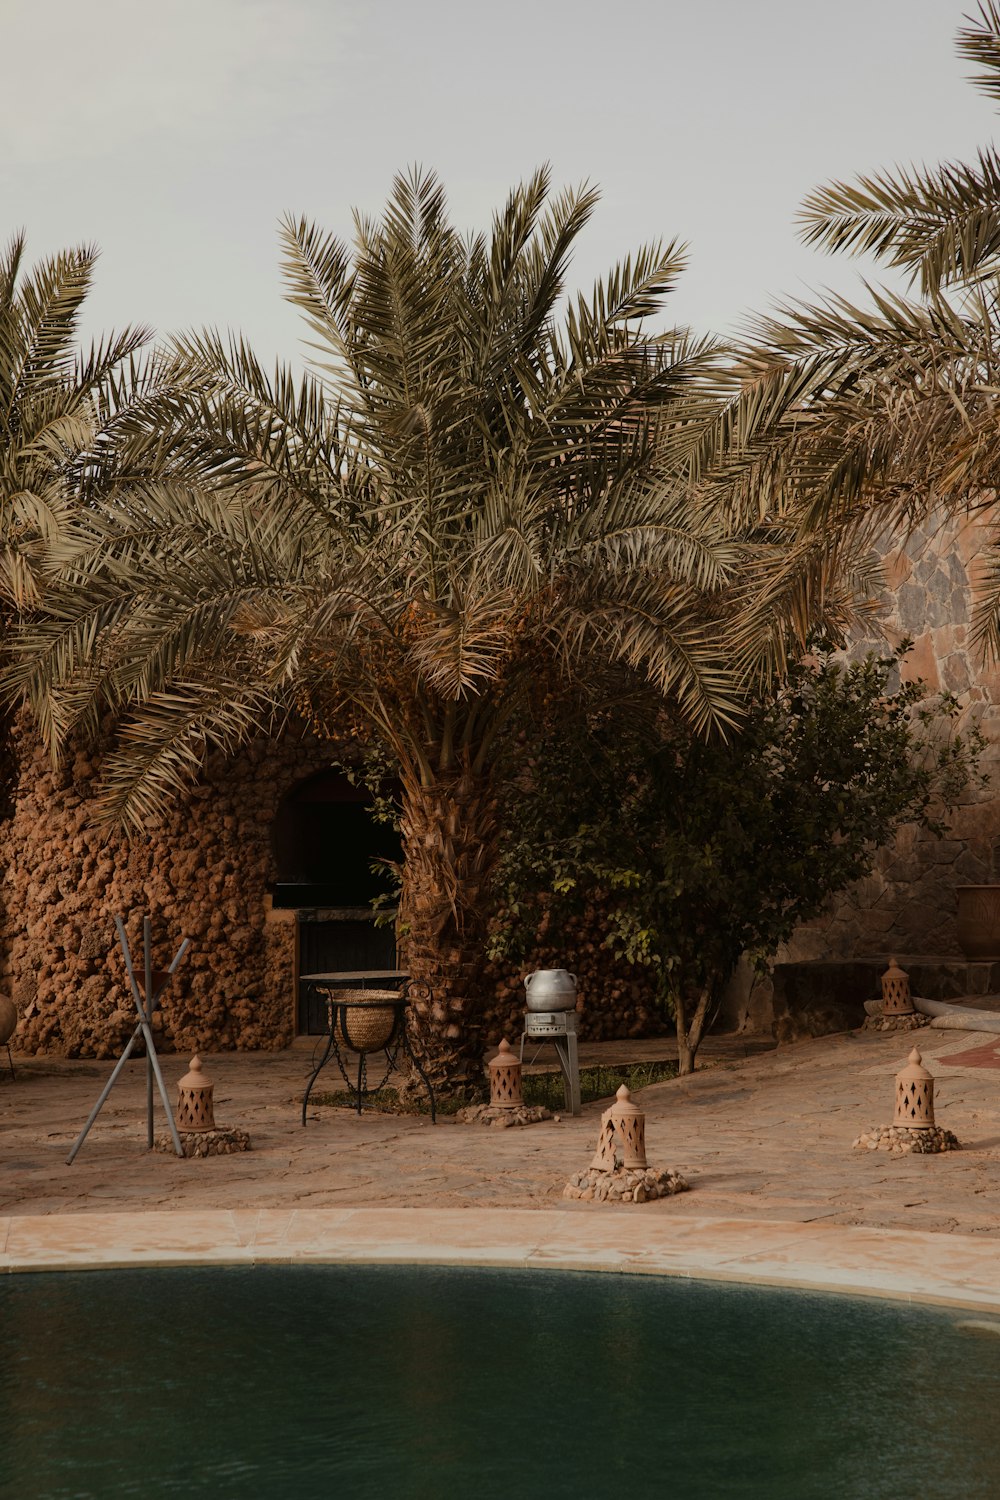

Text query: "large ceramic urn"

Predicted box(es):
[956, 885, 1000, 960]
[524, 968, 578, 1013]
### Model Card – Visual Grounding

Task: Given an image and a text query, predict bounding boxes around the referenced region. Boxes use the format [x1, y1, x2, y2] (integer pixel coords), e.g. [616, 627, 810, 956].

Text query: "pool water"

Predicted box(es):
[1, 1264, 998, 1499]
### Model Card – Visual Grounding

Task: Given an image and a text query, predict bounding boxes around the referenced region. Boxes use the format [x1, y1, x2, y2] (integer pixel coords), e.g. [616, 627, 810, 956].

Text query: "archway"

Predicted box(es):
[272, 769, 403, 1033]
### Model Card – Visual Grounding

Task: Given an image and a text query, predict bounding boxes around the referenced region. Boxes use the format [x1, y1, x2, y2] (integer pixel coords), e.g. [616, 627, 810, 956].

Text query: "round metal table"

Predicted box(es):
[300, 972, 436, 1124]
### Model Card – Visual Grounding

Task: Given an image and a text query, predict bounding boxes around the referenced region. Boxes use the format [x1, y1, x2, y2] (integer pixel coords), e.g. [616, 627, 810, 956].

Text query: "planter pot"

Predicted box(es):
[956, 886, 1000, 960]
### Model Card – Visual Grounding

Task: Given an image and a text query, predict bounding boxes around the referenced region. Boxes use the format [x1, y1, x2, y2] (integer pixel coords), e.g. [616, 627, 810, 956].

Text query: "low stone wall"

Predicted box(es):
[767, 958, 1000, 1043]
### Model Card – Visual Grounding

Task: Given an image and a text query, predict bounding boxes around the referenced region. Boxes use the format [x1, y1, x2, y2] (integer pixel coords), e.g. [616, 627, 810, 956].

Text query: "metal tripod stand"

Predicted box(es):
[67, 917, 190, 1164]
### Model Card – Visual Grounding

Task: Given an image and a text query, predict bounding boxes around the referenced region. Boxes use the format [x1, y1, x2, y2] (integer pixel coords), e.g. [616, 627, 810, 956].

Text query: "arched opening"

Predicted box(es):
[272, 769, 404, 1034]
[272, 768, 401, 910]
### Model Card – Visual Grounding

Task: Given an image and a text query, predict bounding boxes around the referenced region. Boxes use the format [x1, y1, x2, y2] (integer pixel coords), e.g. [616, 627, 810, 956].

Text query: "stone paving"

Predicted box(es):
[2, 1022, 1000, 1306]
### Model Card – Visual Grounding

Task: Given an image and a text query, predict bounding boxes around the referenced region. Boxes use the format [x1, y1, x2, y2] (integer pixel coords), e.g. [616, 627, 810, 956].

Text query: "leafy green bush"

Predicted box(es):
[490, 645, 985, 1072]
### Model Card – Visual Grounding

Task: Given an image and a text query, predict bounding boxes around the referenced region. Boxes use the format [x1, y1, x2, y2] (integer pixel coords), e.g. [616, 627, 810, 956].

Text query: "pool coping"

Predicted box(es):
[3, 1207, 1000, 1314]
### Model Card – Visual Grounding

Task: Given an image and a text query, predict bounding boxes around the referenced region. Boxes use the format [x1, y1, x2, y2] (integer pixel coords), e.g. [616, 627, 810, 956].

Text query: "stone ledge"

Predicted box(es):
[772, 958, 1000, 1043]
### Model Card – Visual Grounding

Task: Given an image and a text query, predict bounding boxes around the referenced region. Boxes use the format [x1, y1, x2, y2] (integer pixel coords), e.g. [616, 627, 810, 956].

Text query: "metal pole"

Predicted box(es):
[554, 1032, 581, 1116]
[144, 1023, 184, 1158]
[119, 921, 187, 1157]
[65, 1026, 142, 1164]
[143, 917, 154, 1148]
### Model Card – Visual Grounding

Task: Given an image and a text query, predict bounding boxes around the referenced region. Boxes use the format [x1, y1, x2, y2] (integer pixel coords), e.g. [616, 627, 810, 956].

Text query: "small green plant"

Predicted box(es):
[306, 1058, 678, 1116]
[523, 1060, 677, 1109]
[307, 1087, 474, 1116]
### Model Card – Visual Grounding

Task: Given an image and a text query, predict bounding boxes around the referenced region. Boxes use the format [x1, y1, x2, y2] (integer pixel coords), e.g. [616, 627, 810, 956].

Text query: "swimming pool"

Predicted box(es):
[2, 1264, 997, 1498]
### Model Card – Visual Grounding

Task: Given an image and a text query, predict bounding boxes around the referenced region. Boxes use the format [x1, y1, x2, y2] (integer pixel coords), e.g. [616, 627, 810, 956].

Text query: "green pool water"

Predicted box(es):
[1, 1264, 997, 1499]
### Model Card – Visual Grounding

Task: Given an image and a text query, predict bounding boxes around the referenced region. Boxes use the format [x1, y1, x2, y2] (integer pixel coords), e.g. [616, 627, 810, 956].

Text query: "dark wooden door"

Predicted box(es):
[297, 918, 399, 1033]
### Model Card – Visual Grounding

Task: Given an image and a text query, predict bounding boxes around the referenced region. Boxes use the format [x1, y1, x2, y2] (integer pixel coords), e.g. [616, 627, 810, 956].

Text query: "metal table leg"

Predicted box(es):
[302, 1026, 336, 1125]
[356, 1047, 366, 1116]
[519, 1029, 581, 1115]
[398, 1028, 436, 1123]
[556, 1030, 581, 1115]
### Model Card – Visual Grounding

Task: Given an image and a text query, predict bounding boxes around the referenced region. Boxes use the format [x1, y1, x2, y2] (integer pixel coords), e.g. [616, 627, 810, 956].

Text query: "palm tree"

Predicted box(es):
[0, 234, 147, 811]
[714, 3, 1000, 659]
[800, 3, 1000, 295]
[9, 170, 816, 1091]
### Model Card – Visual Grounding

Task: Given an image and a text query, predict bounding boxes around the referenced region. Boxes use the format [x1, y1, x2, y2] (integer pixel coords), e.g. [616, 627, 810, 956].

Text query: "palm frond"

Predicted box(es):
[799, 151, 1000, 293]
[958, 2, 1000, 105]
[95, 681, 284, 831]
[10, 170, 851, 828]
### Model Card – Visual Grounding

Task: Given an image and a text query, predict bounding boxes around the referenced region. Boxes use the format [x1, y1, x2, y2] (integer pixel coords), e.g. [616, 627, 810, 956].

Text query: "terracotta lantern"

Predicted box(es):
[893, 1047, 935, 1129]
[590, 1112, 619, 1172]
[489, 1039, 523, 1109]
[609, 1085, 647, 1170]
[176, 1055, 216, 1133]
[881, 958, 914, 1016]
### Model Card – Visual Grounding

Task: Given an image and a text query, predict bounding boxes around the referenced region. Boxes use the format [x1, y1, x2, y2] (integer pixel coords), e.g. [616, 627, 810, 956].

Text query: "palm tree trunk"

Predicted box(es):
[398, 762, 496, 1097]
[0, 700, 16, 826]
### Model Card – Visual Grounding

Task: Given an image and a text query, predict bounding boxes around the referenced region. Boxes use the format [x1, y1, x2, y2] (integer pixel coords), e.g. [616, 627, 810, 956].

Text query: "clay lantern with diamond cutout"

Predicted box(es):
[608, 1084, 647, 1169]
[881, 958, 915, 1016]
[176, 1055, 216, 1132]
[893, 1047, 935, 1130]
[489, 1039, 524, 1110]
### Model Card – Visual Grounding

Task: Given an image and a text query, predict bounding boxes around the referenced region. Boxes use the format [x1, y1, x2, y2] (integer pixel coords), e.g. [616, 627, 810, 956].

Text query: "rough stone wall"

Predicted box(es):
[1, 726, 667, 1058]
[783, 509, 1000, 965]
[1, 727, 334, 1057]
[718, 510, 1000, 1038]
[481, 906, 667, 1047]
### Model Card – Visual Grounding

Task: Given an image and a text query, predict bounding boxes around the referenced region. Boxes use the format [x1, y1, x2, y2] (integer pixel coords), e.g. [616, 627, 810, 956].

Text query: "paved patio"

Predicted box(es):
[2, 1022, 1000, 1308]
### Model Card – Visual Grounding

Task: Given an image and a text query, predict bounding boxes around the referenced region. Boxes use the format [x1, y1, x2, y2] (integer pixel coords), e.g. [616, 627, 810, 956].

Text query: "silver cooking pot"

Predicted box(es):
[524, 968, 578, 1013]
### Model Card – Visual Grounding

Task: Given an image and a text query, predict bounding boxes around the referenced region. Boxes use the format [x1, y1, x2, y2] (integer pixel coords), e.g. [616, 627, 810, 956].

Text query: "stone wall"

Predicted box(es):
[1, 728, 333, 1057]
[1, 727, 666, 1058]
[14, 508, 993, 1057]
[784, 509, 1000, 965]
[721, 509, 1000, 1038]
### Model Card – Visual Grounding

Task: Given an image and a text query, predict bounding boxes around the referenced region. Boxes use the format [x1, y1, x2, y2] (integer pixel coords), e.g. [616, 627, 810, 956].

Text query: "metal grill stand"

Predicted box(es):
[519, 1010, 581, 1116]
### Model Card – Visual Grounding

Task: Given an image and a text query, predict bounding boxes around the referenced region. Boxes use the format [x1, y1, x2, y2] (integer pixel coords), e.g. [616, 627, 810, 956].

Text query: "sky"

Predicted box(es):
[2, 0, 998, 374]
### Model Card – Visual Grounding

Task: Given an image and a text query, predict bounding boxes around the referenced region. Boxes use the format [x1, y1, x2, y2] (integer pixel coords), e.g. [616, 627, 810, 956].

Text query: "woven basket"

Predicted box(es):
[330, 989, 400, 1053]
